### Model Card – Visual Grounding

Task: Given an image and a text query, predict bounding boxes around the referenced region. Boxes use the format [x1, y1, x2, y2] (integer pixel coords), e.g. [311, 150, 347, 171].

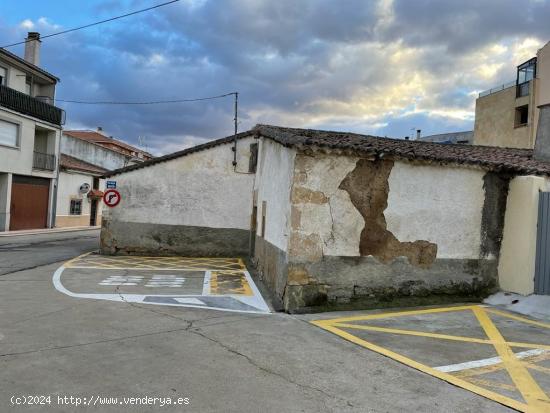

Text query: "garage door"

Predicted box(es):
[10, 175, 50, 231]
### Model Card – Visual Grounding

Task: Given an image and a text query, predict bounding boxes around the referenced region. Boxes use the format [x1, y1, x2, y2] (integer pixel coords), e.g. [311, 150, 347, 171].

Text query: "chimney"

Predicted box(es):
[416, 129, 421, 140]
[24, 32, 41, 66]
[534, 104, 550, 162]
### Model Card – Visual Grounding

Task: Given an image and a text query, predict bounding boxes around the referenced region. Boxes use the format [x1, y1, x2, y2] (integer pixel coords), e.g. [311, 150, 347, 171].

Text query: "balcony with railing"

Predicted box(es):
[478, 80, 516, 98]
[0, 84, 65, 126]
[33, 151, 56, 171]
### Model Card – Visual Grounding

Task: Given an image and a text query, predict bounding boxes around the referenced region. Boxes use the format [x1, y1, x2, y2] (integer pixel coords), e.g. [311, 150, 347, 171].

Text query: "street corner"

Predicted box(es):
[53, 252, 270, 314]
[310, 305, 550, 412]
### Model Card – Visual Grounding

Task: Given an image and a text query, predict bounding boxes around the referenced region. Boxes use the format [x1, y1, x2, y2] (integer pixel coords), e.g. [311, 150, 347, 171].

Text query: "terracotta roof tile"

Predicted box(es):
[104, 124, 550, 177]
[255, 125, 550, 176]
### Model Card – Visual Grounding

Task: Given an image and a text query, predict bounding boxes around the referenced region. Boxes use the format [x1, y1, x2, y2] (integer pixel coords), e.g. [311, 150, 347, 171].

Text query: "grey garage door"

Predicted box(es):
[535, 191, 550, 294]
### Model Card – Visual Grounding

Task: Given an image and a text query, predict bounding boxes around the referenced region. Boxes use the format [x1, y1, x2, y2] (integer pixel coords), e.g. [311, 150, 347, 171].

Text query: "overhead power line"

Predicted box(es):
[0, 0, 181, 49]
[55, 92, 237, 105]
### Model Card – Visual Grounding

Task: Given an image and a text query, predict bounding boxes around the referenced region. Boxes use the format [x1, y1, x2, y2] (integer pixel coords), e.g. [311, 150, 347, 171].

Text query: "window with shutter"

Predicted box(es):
[0, 119, 19, 147]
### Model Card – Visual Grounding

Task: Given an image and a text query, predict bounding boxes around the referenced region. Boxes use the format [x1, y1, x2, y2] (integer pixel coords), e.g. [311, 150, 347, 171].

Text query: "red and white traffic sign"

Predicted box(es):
[103, 189, 121, 207]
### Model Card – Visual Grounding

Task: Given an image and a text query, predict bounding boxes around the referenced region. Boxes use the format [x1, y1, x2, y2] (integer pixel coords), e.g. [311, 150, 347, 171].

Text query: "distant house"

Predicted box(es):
[63, 128, 153, 166]
[417, 131, 473, 145]
[474, 41, 550, 148]
[56, 155, 107, 228]
[0, 32, 64, 231]
[56, 128, 153, 228]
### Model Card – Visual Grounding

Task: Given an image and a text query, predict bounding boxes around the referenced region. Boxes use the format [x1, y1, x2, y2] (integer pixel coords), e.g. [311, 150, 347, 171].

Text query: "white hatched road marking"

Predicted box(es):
[54, 253, 271, 314]
[145, 274, 186, 288]
[99, 275, 144, 286]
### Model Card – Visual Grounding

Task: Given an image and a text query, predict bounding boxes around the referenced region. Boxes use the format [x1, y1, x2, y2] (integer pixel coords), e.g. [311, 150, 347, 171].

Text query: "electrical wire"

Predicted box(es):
[0, 0, 181, 49]
[55, 92, 237, 105]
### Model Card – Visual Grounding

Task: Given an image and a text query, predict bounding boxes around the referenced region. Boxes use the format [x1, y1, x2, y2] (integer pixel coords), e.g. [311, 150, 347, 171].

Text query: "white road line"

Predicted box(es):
[434, 349, 549, 373]
[202, 270, 211, 295]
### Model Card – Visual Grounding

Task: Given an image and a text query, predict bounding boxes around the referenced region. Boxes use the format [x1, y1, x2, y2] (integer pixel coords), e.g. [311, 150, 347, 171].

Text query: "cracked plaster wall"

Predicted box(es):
[288, 153, 363, 260]
[283, 152, 501, 312]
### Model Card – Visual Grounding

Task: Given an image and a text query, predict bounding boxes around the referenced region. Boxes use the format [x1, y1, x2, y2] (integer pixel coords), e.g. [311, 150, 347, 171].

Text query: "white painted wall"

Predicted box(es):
[0, 108, 60, 179]
[386, 162, 486, 259]
[104, 137, 256, 230]
[498, 175, 550, 295]
[56, 171, 94, 216]
[253, 138, 296, 252]
[61, 135, 132, 171]
[5, 64, 27, 93]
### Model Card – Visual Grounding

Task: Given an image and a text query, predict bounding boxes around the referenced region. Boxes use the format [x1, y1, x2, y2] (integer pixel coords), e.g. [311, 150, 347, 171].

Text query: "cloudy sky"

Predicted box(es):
[1, 0, 550, 154]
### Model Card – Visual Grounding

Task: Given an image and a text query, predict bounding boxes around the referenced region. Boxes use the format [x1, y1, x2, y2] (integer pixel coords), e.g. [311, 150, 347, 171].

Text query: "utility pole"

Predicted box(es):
[232, 92, 239, 167]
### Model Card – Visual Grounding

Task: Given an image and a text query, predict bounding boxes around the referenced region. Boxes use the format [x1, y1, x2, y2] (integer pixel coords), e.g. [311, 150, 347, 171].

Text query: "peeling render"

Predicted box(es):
[480, 172, 511, 259]
[288, 154, 363, 259]
[280, 153, 503, 313]
[339, 158, 437, 268]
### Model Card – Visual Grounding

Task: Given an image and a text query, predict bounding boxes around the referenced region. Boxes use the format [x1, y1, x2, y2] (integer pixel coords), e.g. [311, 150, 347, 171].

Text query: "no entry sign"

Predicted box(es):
[103, 189, 121, 207]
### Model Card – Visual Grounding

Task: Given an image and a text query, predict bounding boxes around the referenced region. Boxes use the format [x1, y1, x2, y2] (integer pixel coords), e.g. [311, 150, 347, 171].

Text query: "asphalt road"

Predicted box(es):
[0, 231, 514, 413]
[0, 229, 100, 276]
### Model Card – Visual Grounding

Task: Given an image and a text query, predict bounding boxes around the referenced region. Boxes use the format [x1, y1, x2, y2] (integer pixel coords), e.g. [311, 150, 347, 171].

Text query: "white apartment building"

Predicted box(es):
[0, 32, 64, 231]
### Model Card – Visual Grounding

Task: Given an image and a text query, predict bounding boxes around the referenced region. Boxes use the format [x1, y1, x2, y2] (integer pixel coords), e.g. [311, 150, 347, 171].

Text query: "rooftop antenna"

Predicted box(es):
[138, 136, 149, 153]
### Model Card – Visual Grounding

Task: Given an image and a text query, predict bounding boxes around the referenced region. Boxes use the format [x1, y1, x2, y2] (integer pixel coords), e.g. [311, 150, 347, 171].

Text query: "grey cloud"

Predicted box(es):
[2, 1, 550, 154]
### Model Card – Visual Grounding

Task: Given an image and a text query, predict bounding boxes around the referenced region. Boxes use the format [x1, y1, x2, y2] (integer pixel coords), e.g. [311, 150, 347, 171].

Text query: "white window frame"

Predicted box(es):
[0, 117, 21, 149]
[0, 65, 7, 86]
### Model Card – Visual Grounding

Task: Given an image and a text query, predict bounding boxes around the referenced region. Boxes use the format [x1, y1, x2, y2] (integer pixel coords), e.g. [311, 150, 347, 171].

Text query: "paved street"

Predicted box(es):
[0, 231, 539, 412]
[0, 229, 101, 276]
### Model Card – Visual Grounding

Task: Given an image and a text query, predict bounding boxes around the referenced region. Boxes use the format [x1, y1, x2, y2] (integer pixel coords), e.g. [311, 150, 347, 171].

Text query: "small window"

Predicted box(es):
[515, 105, 529, 127]
[0, 66, 6, 86]
[69, 199, 83, 215]
[0, 119, 19, 147]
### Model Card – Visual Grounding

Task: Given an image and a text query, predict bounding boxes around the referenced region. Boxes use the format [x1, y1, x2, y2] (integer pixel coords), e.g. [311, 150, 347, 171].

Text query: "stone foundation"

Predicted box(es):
[253, 235, 288, 310]
[100, 219, 250, 257]
[283, 256, 499, 313]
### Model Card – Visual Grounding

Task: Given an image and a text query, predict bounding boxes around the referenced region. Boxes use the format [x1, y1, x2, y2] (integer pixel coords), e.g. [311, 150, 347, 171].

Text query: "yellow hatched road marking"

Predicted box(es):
[465, 377, 519, 392]
[311, 319, 529, 412]
[331, 323, 550, 351]
[454, 352, 550, 379]
[315, 304, 479, 324]
[209, 271, 253, 296]
[312, 305, 550, 412]
[472, 306, 550, 411]
[65, 255, 246, 271]
[332, 322, 490, 345]
[485, 308, 550, 329]
[528, 364, 550, 375]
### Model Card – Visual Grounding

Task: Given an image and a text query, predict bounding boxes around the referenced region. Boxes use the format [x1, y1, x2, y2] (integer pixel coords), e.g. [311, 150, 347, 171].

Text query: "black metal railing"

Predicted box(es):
[33, 151, 56, 170]
[0, 84, 64, 125]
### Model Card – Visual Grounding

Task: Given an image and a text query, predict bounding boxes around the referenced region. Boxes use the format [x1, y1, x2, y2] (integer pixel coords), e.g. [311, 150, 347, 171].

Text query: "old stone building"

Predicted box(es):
[101, 124, 550, 312]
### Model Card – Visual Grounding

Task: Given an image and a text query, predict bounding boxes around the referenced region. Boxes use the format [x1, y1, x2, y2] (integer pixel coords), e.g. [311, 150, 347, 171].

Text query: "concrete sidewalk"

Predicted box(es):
[0, 226, 100, 237]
